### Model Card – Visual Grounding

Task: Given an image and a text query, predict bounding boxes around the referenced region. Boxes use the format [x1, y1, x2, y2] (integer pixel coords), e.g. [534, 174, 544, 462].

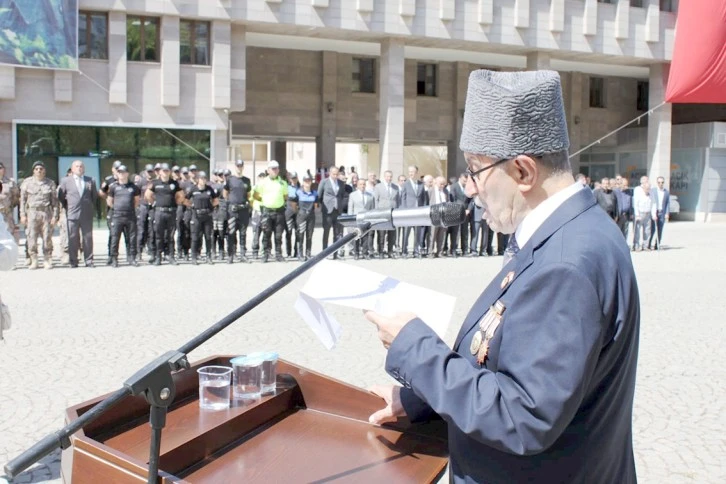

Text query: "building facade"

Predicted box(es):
[0, 0, 723, 219]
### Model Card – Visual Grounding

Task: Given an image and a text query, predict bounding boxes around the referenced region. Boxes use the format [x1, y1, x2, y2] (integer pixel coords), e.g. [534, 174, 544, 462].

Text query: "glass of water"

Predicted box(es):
[248, 351, 279, 395]
[231, 355, 263, 399]
[197, 366, 232, 411]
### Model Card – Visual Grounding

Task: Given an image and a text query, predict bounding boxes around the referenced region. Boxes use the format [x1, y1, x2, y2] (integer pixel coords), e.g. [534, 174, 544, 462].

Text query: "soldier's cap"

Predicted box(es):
[154, 163, 162, 170]
[288, 171, 298, 178]
[32, 161, 45, 169]
[145, 164, 154, 172]
[117, 165, 128, 173]
[268, 160, 280, 169]
[235, 159, 244, 166]
[189, 164, 198, 171]
[172, 165, 180, 172]
[223, 169, 232, 176]
[198, 171, 208, 179]
[181, 167, 189, 174]
[112, 160, 123, 169]
[160, 163, 171, 171]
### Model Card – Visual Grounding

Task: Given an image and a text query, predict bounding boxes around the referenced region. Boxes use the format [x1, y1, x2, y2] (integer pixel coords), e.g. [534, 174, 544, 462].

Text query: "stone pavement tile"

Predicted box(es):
[0, 222, 724, 483]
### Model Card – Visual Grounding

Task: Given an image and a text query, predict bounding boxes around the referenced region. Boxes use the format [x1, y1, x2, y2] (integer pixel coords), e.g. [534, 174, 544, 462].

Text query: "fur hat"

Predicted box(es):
[459, 70, 570, 158]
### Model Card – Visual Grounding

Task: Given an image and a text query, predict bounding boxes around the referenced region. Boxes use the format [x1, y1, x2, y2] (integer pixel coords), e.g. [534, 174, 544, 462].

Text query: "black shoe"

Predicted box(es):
[276, 255, 285, 263]
[227, 256, 234, 264]
[111, 258, 119, 268]
[106, 258, 113, 266]
[169, 256, 179, 265]
[154, 257, 161, 266]
[207, 256, 214, 265]
[261, 255, 269, 263]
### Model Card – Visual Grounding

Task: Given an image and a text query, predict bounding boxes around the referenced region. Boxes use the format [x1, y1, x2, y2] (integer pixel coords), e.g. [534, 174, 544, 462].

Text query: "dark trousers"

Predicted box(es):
[285, 209, 298, 256]
[617, 213, 630, 241]
[377, 229, 396, 254]
[261, 208, 285, 256]
[322, 208, 342, 249]
[354, 233, 372, 256]
[453, 219, 470, 254]
[68, 215, 94, 265]
[296, 210, 315, 256]
[191, 213, 213, 257]
[137, 204, 155, 255]
[227, 204, 250, 257]
[154, 209, 176, 257]
[177, 207, 191, 257]
[402, 226, 424, 255]
[431, 226, 446, 256]
[106, 208, 128, 257]
[213, 206, 226, 254]
[649, 214, 666, 248]
[110, 213, 137, 258]
[470, 219, 489, 254]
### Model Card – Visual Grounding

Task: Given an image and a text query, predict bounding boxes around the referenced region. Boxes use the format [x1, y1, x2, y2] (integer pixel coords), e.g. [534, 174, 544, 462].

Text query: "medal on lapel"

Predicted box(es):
[469, 300, 507, 365]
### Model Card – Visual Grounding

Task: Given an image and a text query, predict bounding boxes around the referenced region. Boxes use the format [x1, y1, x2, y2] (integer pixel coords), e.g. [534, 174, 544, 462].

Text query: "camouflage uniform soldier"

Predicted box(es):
[0, 162, 20, 243]
[19, 161, 59, 270]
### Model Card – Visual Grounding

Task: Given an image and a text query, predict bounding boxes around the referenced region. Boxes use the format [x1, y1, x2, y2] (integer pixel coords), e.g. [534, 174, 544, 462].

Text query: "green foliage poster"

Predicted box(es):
[0, 0, 78, 69]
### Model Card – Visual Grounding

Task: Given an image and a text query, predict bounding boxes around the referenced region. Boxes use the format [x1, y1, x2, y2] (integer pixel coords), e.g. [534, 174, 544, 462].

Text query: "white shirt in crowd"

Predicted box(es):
[633, 186, 657, 218]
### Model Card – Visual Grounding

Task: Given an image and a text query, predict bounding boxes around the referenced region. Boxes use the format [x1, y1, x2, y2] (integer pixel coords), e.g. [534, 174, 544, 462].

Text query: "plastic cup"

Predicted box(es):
[197, 366, 232, 411]
[231, 355, 263, 399]
[250, 351, 278, 395]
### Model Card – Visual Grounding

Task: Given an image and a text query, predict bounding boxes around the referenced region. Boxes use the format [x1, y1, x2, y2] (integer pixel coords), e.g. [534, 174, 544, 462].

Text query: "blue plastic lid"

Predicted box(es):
[247, 351, 278, 362]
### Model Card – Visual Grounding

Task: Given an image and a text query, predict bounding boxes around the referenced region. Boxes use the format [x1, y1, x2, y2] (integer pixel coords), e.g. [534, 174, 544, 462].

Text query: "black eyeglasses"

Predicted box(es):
[465, 158, 509, 180]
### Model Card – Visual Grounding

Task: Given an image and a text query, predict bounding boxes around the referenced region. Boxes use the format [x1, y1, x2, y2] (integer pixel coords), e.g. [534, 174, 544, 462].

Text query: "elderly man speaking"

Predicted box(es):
[365, 70, 640, 483]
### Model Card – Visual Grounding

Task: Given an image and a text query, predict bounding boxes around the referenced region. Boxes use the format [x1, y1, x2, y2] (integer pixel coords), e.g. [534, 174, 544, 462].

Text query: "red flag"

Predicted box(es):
[666, 0, 726, 104]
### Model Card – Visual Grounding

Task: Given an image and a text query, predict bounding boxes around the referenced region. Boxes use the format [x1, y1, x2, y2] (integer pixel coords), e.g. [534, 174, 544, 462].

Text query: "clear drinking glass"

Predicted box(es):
[197, 365, 232, 411]
[231, 355, 263, 399]
[248, 351, 278, 395]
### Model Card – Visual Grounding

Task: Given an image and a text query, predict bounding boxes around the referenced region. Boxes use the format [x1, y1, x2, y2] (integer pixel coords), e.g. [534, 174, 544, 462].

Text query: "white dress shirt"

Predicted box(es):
[657, 188, 665, 212]
[514, 182, 584, 251]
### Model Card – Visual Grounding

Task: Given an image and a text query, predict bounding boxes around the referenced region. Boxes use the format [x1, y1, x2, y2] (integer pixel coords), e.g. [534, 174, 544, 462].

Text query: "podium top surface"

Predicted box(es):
[64, 356, 449, 484]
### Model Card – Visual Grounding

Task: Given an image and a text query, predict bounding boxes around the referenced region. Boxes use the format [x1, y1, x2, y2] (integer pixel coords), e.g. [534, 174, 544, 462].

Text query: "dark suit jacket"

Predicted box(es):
[650, 187, 670, 217]
[401, 179, 427, 208]
[374, 181, 400, 209]
[386, 187, 639, 483]
[449, 181, 470, 206]
[58, 175, 98, 221]
[427, 186, 451, 206]
[317, 177, 345, 214]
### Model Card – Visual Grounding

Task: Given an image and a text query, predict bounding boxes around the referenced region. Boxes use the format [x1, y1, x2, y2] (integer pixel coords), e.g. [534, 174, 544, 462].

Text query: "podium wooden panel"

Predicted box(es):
[61, 356, 448, 483]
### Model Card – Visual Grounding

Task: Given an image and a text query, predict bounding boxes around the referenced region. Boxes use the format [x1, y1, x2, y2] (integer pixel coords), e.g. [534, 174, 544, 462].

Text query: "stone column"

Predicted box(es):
[0, 66, 14, 99]
[108, 11, 127, 105]
[647, 63, 672, 188]
[230, 25, 246, 112]
[316, 51, 338, 171]
[567, 72, 584, 173]
[448, 61, 469, 177]
[378, 39, 405, 178]
[212, 21, 231, 109]
[526, 52, 550, 71]
[161, 15, 180, 107]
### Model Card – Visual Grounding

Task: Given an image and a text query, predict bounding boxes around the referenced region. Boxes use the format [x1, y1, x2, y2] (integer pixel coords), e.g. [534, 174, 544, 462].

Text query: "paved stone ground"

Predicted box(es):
[0, 222, 724, 483]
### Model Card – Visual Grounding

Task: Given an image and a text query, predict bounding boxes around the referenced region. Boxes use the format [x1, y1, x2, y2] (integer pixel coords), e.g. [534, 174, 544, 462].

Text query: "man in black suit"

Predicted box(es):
[399, 165, 427, 258]
[448, 172, 471, 256]
[57, 160, 98, 267]
[317, 165, 346, 258]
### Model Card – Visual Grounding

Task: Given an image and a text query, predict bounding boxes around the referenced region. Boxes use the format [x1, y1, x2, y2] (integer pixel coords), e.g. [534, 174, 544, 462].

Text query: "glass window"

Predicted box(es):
[589, 77, 606, 108]
[127, 16, 159, 62]
[79, 12, 108, 59]
[99, 127, 139, 157]
[630, 0, 644, 7]
[352, 58, 375, 93]
[57, 126, 97, 156]
[660, 0, 675, 12]
[636, 81, 649, 111]
[417, 64, 437, 97]
[179, 20, 211, 65]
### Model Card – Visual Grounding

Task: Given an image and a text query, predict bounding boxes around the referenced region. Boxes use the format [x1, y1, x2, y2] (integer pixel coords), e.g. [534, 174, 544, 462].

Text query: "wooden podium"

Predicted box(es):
[61, 355, 448, 483]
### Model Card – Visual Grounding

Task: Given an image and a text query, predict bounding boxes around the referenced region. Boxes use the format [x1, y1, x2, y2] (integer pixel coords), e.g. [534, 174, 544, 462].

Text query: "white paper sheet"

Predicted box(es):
[295, 260, 456, 349]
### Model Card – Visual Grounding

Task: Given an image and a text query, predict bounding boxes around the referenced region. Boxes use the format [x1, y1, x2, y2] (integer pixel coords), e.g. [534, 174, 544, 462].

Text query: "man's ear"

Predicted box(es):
[512, 155, 538, 193]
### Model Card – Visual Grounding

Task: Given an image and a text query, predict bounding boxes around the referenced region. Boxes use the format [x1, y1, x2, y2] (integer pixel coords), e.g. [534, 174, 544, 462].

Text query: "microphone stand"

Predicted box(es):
[4, 224, 371, 484]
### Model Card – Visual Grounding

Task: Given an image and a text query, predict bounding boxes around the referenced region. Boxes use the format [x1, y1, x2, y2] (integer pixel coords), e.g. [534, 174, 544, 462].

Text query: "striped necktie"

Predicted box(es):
[502, 234, 519, 267]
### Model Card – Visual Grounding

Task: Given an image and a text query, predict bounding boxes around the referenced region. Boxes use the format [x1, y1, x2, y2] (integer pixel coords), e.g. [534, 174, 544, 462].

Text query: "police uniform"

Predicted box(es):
[177, 176, 194, 260]
[254, 164, 287, 263]
[250, 174, 265, 259]
[186, 179, 217, 264]
[224, 164, 252, 263]
[100, 163, 121, 264]
[108, 173, 140, 267]
[149, 174, 181, 265]
[136, 166, 156, 260]
[211, 170, 227, 259]
[295, 183, 317, 261]
[284, 175, 300, 258]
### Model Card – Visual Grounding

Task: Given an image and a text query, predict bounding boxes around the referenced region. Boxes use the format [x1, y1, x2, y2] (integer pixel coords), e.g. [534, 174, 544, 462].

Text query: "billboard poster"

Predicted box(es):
[0, 0, 78, 69]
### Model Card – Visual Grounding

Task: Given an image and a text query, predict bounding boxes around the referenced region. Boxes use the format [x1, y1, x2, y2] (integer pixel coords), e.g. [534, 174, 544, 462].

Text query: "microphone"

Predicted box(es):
[338, 202, 466, 231]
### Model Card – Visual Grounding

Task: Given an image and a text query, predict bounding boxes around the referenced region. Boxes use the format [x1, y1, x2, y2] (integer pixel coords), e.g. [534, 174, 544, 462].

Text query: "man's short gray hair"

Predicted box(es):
[532, 151, 571, 175]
